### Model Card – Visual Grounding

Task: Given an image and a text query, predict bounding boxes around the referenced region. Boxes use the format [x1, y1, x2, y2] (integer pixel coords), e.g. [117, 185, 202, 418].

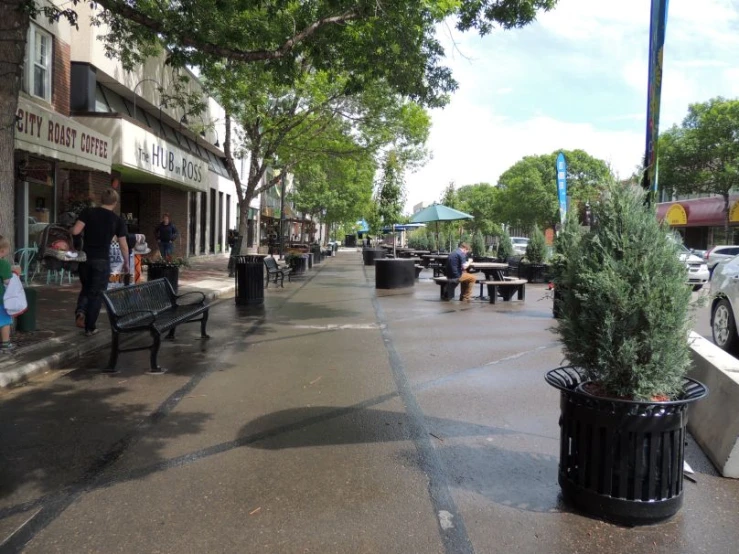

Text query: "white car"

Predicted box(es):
[510, 236, 530, 256]
[710, 254, 739, 352]
[705, 245, 739, 274]
[677, 243, 709, 291]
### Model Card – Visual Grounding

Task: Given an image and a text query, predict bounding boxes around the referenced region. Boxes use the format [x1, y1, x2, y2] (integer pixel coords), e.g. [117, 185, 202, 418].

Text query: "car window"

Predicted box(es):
[725, 247, 739, 256]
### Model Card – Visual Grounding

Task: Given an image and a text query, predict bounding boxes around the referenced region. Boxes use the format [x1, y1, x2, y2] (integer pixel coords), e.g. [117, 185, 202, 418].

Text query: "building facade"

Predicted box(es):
[12, 4, 260, 259]
[656, 195, 739, 249]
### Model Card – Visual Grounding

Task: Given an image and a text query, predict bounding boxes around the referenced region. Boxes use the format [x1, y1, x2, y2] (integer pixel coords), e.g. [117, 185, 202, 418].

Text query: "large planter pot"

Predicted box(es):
[148, 264, 180, 293]
[545, 367, 708, 525]
[375, 259, 415, 289]
[362, 248, 386, 266]
[527, 263, 547, 283]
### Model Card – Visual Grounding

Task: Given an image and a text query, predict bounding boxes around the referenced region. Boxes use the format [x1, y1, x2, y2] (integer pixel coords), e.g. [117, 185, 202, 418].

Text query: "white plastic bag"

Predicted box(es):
[3, 274, 28, 317]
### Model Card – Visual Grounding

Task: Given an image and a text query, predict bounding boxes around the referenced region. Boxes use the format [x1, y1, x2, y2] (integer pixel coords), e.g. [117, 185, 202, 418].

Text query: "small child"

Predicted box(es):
[0, 235, 15, 352]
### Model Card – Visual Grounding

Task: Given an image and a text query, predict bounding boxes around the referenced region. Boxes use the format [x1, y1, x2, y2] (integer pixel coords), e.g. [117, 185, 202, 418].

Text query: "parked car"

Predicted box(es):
[676, 243, 709, 291]
[510, 236, 530, 256]
[710, 254, 739, 352]
[705, 245, 739, 275]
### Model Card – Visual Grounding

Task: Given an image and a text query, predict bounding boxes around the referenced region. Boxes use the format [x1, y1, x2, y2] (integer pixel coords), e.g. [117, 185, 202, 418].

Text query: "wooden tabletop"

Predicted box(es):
[421, 254, 449, 259]
[469, 262, 507, 269]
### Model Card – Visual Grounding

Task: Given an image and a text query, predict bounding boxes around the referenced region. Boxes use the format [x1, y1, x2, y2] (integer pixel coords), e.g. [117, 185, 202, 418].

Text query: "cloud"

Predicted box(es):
[404, 0, 739, 211]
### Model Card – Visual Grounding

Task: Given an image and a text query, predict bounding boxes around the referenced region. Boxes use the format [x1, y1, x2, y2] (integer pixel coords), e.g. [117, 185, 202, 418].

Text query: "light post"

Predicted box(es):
[132, 78, 163, 124]
[279, 170, 286, 260]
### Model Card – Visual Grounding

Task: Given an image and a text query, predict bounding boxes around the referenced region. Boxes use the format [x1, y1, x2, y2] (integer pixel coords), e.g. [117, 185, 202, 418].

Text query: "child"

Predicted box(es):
[0, 235, 15, 352]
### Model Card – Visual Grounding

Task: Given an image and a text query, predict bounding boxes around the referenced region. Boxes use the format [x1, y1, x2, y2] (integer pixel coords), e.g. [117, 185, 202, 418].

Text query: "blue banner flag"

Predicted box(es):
[644, 0, 669, 199]
[556, 152, 567, 224]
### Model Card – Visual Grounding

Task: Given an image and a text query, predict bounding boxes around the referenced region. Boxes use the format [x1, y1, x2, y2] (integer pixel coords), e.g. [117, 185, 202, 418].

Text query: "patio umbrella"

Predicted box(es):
[410, 204, 473, 251]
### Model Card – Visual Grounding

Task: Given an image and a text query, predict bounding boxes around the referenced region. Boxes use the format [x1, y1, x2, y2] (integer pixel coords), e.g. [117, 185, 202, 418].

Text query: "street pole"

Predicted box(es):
[279, 171, 286, 259]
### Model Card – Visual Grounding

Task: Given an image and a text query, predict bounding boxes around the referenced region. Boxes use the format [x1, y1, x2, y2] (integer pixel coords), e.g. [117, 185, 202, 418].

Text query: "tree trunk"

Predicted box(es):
[724, 192, 731, 244]
[0, 3, 30, 249]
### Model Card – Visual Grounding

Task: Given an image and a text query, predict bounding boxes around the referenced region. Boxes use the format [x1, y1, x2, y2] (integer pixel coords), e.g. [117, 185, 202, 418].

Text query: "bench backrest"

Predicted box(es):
[264, 257, 279, 271]
[103, 279, 176, 325]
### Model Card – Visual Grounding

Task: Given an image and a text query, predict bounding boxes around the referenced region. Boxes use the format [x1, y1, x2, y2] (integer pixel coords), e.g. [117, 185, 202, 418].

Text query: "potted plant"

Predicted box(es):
[472, 231, 486, 259]
[496, 231, 514, 264]
[545, 183, 707, 525]
[144, 256, 189, 293]
[524, 225, 547, 282]
[285, 251, 307, 274]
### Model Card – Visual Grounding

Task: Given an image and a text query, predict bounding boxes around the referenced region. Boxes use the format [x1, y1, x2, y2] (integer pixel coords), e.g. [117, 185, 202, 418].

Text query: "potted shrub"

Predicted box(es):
[550, 215, 581, 319]
[545, 183, 707, 525]
[285, 251, 307, 274]
[496, 231, 514, 264]
[524, 225, 547, 282]
[472, 231, 486, 259]
[144, 256, 188, 293]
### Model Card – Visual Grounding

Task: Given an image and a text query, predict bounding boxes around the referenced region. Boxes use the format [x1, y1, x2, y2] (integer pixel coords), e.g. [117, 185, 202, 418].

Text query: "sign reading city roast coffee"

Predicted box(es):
[14, 97, 112, 173]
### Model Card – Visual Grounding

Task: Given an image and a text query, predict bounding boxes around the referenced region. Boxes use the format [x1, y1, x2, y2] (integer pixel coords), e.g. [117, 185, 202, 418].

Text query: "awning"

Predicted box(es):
[656, 197, 738, 227]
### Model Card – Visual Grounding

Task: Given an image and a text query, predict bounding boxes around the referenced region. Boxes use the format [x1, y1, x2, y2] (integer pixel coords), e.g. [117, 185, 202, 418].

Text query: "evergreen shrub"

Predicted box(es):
[472, 231, 485, 258]
[497, 230, 514, 261]
[526, 225, 547, 264]
[556, 184, 693, 400]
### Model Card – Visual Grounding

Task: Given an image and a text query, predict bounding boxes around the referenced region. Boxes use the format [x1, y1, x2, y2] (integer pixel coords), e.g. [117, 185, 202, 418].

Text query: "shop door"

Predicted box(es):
[209, 188, 216, 254]
[199, 191, 207, 254]
[218, 192, 224, 253]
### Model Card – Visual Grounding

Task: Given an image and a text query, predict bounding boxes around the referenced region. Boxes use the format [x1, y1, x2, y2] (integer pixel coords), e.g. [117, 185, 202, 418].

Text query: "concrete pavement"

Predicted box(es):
[1, 251, 738, 553]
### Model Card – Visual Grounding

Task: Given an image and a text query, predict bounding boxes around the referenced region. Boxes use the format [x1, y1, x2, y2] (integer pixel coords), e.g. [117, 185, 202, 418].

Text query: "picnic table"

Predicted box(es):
[421, 254, 449, 277]
[468, 262, 508, 281]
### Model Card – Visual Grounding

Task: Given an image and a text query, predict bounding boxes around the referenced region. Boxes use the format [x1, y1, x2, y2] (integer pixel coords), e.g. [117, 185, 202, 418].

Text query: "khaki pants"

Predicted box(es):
[459, 272, 477, 300]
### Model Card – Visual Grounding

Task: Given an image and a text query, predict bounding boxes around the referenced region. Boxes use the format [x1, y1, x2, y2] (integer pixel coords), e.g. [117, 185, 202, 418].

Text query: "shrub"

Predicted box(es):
[497, 230, 514, 261]
[428, 233, 438, 252]
[437, 231, 448, 252]
[525, 225, 547, 264]
[472, 231, 485, 258]
[556, 184, 693, 400]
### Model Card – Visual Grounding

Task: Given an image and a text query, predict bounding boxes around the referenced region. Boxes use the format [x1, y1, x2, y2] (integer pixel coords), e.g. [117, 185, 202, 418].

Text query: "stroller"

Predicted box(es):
[38, 224, 86, 274]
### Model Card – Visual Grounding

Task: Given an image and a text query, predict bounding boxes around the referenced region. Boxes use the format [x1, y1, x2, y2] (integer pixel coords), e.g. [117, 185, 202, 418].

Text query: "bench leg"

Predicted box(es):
[149, 331, 165, 373]
[166, 327, 176, 340]
[487, 285, 498, 304]
[201, 310, 211, 338]
[105, 332, 120, 371]
[518, 285, 525, 301]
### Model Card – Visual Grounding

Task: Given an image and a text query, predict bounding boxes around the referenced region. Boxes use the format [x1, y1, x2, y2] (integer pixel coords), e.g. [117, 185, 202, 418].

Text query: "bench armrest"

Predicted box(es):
[175, 291, 207, 306]
[116, 310, 156, 329]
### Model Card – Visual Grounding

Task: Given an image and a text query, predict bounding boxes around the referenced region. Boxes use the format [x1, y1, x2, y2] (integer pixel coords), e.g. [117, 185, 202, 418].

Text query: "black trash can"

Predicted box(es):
[235, 255, 264, 306]
[345, 234, 357, 247]
[306, 253, 313, 269]
[16, 287, 37, 332]
[148, 264, 180, 293]
[311, 245, 322, 264]
[362, 248, 386, 266]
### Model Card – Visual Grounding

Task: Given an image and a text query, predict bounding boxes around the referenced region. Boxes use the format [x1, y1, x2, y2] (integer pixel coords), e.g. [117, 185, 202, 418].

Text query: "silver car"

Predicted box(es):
[677, 244, 709, 291]
[710, 254, 739, 352]
[510, 236, 530, 256]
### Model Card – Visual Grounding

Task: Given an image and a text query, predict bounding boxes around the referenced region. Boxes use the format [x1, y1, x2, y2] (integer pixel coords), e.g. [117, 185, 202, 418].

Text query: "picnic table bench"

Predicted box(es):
[480, 279, 527, 304]
[102, 278, 210, 373]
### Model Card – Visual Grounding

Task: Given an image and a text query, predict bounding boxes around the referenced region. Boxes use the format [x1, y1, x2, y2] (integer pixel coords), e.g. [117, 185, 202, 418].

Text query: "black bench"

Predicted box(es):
[264, 256, 292, 288]
[432, 277, 461, 300]
[102, 279, 210, 373]
[481, 279, 527, 304]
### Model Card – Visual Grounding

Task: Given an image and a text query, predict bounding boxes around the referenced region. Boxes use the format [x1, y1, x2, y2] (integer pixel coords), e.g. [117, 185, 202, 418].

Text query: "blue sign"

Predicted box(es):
[556, 152, 567, 224]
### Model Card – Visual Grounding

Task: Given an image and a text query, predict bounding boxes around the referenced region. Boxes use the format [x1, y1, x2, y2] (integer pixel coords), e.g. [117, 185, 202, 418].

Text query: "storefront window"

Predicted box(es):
[25, 25, 52, 102]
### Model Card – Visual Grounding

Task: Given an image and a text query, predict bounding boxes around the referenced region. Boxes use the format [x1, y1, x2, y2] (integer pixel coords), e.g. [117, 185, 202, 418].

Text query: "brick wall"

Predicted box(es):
[52, 38, 70, 116]
[66, 170, 117, 213]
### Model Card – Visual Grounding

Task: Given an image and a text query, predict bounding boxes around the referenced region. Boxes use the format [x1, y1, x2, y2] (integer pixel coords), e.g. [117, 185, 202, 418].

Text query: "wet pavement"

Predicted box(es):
[1, 251, 738, 553]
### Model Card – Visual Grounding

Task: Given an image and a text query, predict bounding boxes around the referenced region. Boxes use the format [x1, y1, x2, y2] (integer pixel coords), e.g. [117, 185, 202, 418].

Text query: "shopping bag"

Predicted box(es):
[3, 274, 28, 317]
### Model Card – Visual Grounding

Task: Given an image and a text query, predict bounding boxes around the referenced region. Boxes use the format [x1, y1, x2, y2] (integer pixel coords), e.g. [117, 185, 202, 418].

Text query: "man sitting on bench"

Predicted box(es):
[445, 242, 476, 303]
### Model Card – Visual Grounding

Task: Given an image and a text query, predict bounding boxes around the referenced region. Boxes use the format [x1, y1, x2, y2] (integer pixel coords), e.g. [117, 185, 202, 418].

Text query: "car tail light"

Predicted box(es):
[706, 247, 714, 260]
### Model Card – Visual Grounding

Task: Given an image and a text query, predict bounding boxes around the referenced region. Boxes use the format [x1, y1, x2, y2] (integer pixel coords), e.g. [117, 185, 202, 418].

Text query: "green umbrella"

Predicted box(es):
[410, 204, 473, 252]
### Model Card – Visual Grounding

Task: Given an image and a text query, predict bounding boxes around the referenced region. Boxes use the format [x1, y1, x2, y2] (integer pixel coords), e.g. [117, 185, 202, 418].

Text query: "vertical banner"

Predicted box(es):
[644, 0, 669, 201]
[556, 152, 567, 224]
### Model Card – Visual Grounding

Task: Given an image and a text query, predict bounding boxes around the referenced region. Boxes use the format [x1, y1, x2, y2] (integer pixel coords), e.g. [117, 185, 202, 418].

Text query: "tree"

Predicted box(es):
[497, 229, 514, 261]
[472, 230, 485, 258]
[525, 225, 547, 264]
[496, 150, 613, 230]
[659, 97, 739, 242]
[456, 183, 501, 236]
[0, 0, 557, 243]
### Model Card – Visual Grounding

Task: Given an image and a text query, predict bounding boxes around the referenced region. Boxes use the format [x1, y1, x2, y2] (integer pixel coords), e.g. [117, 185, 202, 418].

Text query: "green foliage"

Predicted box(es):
[456, 183, 500, 235]
[551, 214, 584, 284]
[375, 151, 406, 226]
[557, 184, 693, 400]
[496, 150, 613, 229]
[525, 225, 547, 264]
[437, 231, 448, 252]
[659, 97, 739, 239]
[497, 229, 514, 261]
[472, 231, 485, 258]
[428, 232, 438, 252]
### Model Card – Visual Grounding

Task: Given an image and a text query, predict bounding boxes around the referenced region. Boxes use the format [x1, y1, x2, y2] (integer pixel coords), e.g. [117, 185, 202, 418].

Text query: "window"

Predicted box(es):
[26, 25, 52, 101]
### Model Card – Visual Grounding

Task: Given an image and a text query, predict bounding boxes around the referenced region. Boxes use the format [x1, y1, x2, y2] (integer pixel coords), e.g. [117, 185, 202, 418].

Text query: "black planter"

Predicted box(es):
[345, 234, 357, 247]
[362, 248, 386, 266]
[527, 263, 547, 283]
[287, 256, 308, 274]
[234, 256, 264, 306]
[545, 367, 708, 525]
[375, 259, 415, 289]
[148, 264, 180, 293]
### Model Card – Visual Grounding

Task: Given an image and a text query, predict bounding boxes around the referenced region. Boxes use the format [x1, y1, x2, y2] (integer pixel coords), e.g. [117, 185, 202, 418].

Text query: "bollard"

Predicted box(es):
[16, 287, 37, 332]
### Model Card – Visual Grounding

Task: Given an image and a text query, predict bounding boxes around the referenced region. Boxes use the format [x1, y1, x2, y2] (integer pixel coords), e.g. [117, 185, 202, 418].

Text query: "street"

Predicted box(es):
[1, 253, 738, 554]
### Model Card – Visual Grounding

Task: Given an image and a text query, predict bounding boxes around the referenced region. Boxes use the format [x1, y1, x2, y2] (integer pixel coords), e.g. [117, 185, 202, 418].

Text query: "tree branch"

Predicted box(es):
[96, 1, 360, 63]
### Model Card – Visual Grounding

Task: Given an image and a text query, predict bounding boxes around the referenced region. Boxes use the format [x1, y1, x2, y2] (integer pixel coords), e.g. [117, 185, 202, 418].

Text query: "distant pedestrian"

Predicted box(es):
[71, 189, 129, 336]
[155, 213, 178, 259]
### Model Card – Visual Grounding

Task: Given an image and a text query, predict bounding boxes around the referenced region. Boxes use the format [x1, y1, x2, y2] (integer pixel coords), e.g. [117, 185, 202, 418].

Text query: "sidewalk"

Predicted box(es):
[0, 255, 236, 387]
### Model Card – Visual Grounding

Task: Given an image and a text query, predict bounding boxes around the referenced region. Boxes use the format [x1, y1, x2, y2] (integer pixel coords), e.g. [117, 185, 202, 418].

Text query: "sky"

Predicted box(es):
[403, 0, 739, 212]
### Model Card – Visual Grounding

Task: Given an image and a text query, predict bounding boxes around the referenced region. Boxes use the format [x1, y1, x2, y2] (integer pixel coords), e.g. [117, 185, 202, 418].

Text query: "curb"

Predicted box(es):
[0, 283, 236, 388]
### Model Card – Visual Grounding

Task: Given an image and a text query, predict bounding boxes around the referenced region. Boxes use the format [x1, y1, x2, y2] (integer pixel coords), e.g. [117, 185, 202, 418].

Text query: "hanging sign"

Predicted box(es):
[664, 204, 688, 226]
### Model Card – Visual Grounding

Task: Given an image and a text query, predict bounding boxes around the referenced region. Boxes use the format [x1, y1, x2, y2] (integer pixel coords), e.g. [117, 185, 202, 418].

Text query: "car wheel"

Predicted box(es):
[712, 298, 739, 353]
[693, 284, 703, 291]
